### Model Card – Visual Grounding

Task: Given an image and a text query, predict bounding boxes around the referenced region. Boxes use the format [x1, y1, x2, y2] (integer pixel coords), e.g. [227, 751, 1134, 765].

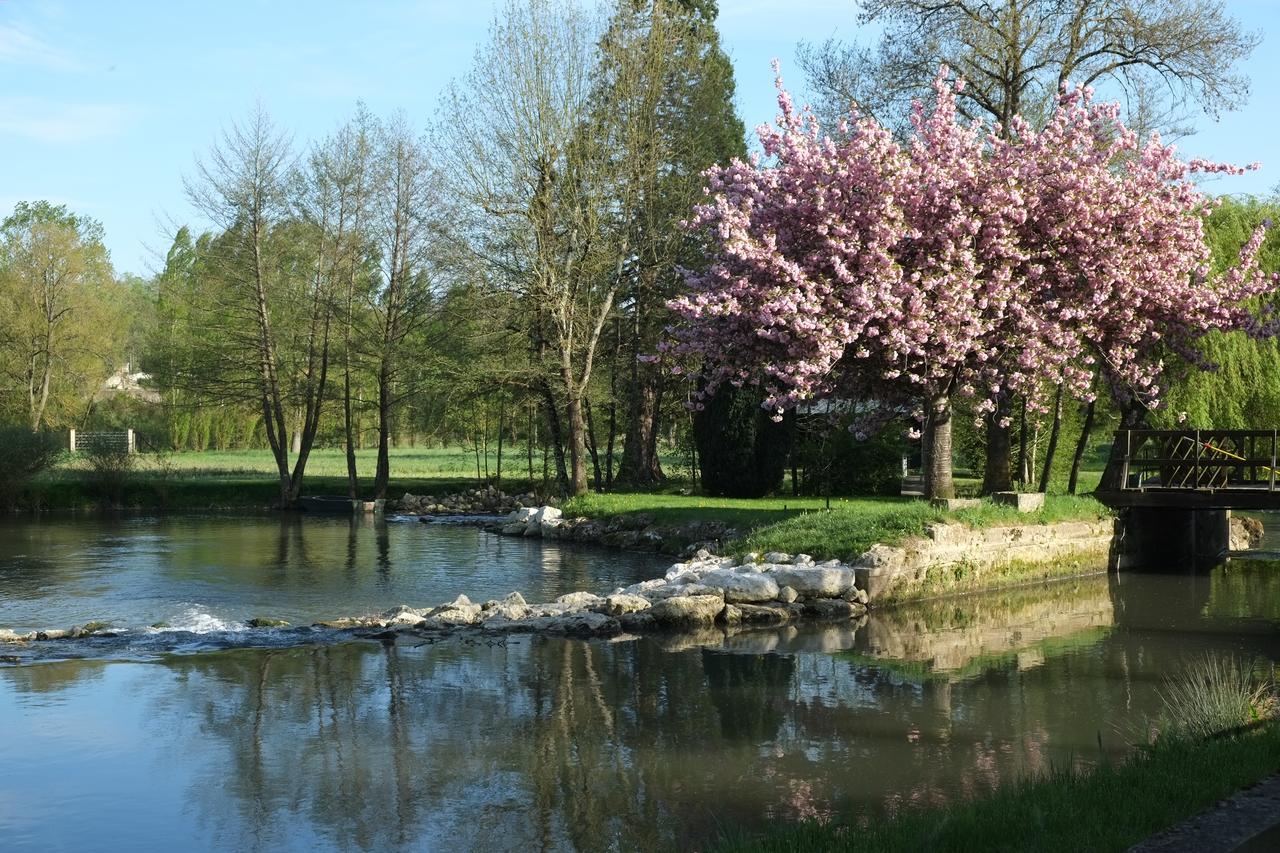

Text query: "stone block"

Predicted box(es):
[930, 498, 983, 511]
[992, 491, 1045, 512]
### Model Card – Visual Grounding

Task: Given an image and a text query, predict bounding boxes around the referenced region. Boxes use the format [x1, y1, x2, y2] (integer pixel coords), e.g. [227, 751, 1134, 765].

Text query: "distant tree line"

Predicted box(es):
[0, 0, 1271, 506]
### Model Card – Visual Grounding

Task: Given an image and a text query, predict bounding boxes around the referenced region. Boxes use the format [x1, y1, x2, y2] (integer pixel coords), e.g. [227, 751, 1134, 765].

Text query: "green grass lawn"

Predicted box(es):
[716, 723, 1280, 853]
[28, 446, 537, 510]
[563, 492, 1110, 563]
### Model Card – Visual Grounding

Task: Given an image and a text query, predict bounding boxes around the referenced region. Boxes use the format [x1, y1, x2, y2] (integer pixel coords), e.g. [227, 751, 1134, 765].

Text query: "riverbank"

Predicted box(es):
[495, 497, 1115, 602]
[717, 722, 1280, 853]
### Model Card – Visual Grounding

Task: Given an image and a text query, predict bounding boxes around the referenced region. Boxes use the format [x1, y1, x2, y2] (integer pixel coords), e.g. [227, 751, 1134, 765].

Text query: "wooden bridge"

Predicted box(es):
[1095, 429, 1280, 510]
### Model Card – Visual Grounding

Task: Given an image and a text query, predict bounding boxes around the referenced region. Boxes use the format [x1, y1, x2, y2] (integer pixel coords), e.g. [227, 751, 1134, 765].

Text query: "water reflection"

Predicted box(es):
[0, 516, 667, 633]
[7, 561, 1280, 851]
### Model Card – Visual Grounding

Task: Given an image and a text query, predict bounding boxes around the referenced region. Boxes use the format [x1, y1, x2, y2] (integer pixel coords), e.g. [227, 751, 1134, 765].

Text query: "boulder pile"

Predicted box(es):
[396, 487, 546, 516]
[315, 547, 868, 640]
[493, 506, 738, 557]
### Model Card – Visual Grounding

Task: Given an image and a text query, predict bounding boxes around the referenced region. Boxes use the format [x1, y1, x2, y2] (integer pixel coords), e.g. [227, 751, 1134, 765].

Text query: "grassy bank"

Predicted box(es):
[22, 447, 536, 510]
[563, 492, 1110, 564]
[717, 722, 1280, 853]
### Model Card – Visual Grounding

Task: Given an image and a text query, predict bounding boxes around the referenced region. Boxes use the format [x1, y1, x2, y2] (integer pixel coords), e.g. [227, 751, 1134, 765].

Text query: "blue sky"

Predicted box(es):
[1, 0, 1277, 277]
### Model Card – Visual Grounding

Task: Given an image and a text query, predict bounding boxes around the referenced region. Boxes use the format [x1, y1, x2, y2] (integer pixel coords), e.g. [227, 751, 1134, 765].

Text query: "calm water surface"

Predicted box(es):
[3, 516, 1280, 851]
[0, 515, 668, 634]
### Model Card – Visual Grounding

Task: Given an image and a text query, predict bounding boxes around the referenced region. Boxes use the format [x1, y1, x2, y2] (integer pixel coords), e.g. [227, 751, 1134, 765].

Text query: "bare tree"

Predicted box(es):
[800, 0, 1260, 139]
[184, 106, 332, 507]
[300, 110, 377, 498]
[436, 0, 623, 496]
[368, 116, 442, 499]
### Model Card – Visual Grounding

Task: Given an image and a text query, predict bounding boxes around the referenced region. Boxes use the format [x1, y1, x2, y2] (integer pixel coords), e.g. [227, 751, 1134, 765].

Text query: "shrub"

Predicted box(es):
[693, 383, 792, 498]
[0, 427, 65, 509]
[81, 439, 136, 507]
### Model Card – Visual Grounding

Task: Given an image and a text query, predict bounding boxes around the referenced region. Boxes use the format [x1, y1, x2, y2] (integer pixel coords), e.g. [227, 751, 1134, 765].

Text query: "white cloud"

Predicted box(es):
[0, 97, 138, 143]
[0, 21, 80, 71]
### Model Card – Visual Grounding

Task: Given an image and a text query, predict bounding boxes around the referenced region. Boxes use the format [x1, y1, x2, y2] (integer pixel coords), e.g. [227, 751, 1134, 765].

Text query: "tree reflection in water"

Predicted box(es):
[5, 566, 1280, 850]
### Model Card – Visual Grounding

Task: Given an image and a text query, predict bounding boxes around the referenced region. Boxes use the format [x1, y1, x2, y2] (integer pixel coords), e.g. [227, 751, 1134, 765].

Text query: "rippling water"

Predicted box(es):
[3, 516, 1280, 851]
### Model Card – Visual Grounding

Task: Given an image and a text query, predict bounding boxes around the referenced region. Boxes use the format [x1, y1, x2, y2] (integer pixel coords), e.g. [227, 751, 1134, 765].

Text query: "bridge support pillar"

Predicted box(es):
[1109, 507, 1229, 572]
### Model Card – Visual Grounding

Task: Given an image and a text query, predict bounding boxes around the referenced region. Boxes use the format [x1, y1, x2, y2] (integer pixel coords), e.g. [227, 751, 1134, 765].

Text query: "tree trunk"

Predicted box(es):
[924, 395, 955, 500]
[1068, 398, 1096, 495]
[616, 369, 665, 488]
[1017, 398, 1029, 485]
[584, 398, 602, 491]
[565, 392, 589, 497]
[372, 356, 392, 499]
[343, 364, 358, 499]
[1038, 386, 1064, 494]
[538, 380, 569, 493]
[982, 396, 1013, 494]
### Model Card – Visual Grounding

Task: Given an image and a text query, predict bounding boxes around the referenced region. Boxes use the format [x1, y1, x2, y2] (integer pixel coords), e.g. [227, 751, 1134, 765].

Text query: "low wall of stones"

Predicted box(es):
[856, 519, 1114, 602]
[498, 505, 1115, 603]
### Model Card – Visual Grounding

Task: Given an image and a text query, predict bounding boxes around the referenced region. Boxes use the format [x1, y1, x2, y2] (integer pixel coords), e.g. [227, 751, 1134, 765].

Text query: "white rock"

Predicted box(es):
[555, 591, 604, 610]
[771, 566, 858, 598]
[648, 594, 725, 626]
[763, 551, 793, 564]
[502, 591, 528, 606]
[532, 506, 562, 525]
[777, 586, 799, 604]
[507, 507, 538, 523]
[646, 583, 721, 601]
[622, 578, 667, 597]
[485, 602, 532, 621]
[794, 553, 815, 565]
[664, 563, 693, 581]
[602, 593, 651, 616]
[699, 568, 780, 603]
[380, 605, 424, 626]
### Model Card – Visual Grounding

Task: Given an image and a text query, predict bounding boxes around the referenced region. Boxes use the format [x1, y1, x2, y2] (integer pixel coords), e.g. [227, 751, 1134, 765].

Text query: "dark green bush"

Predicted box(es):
[0, 427, 65, 509]
[693, 384, 792, 498]
[81, 440, 136, 507]
[793, 416, 909, 497]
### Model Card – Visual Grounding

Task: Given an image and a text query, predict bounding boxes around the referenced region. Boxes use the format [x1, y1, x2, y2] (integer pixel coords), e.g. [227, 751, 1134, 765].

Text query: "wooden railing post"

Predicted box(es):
[1194, 429, 1201, 490]
[1271, 430, 1276, 492]
[1121, 430, 1132, 489]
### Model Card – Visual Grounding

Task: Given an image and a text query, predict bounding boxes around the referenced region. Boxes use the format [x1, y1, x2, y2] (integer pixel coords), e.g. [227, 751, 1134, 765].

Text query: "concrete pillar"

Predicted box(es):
[1109, 507, 1229, 572]
[68, 428, 76, 453]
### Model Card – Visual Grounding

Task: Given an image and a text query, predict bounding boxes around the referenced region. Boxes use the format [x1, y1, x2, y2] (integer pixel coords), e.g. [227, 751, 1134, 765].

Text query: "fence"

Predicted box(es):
[69, 429, 136, 454]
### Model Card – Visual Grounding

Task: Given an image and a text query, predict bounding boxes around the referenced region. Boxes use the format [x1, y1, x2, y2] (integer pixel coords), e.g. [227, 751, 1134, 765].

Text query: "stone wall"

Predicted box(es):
[853, 519, 1114, 602]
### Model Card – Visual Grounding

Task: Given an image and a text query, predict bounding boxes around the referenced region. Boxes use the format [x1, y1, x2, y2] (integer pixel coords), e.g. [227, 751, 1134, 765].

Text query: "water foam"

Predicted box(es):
[150, 606, 245, 635]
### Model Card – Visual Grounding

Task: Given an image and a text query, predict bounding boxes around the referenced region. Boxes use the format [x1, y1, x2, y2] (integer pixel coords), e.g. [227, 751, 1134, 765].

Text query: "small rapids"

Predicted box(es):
[1, 608, 361, 666]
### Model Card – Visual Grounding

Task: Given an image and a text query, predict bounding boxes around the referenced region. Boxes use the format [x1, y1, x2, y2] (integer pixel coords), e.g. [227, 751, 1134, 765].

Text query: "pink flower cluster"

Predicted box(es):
[666, 65, 1277, 428]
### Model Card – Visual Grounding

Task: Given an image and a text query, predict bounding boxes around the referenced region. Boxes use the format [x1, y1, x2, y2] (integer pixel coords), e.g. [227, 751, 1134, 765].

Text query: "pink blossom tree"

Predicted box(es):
[668, 66, 1277, 500]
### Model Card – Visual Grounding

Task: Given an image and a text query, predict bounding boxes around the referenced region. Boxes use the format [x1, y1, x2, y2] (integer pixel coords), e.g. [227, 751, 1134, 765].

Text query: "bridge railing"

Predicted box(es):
[1115, 429, 1279, 492]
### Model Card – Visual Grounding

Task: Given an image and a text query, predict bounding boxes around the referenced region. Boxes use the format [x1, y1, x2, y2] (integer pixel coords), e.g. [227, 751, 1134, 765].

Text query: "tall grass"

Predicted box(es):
[1155, 654, 1277, 742]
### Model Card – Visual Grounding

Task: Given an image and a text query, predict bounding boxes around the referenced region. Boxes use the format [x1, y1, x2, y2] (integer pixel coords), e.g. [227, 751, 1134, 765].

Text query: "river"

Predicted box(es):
[2, 515, 1279, 851]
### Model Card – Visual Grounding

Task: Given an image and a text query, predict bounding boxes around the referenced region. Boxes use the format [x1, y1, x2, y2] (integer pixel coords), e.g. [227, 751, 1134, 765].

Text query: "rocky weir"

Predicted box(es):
[0, 543, 868, 649]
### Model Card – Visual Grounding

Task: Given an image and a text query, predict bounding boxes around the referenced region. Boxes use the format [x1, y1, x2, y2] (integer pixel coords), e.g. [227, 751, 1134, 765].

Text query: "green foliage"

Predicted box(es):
[793, 417, 908, 496]
[693, 383, 791, 497]
[79, 441, 136, 507]
[0, 427, 64, 509]
[716, 723, 1280, 853]
[1158, 195, 1280, 429]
